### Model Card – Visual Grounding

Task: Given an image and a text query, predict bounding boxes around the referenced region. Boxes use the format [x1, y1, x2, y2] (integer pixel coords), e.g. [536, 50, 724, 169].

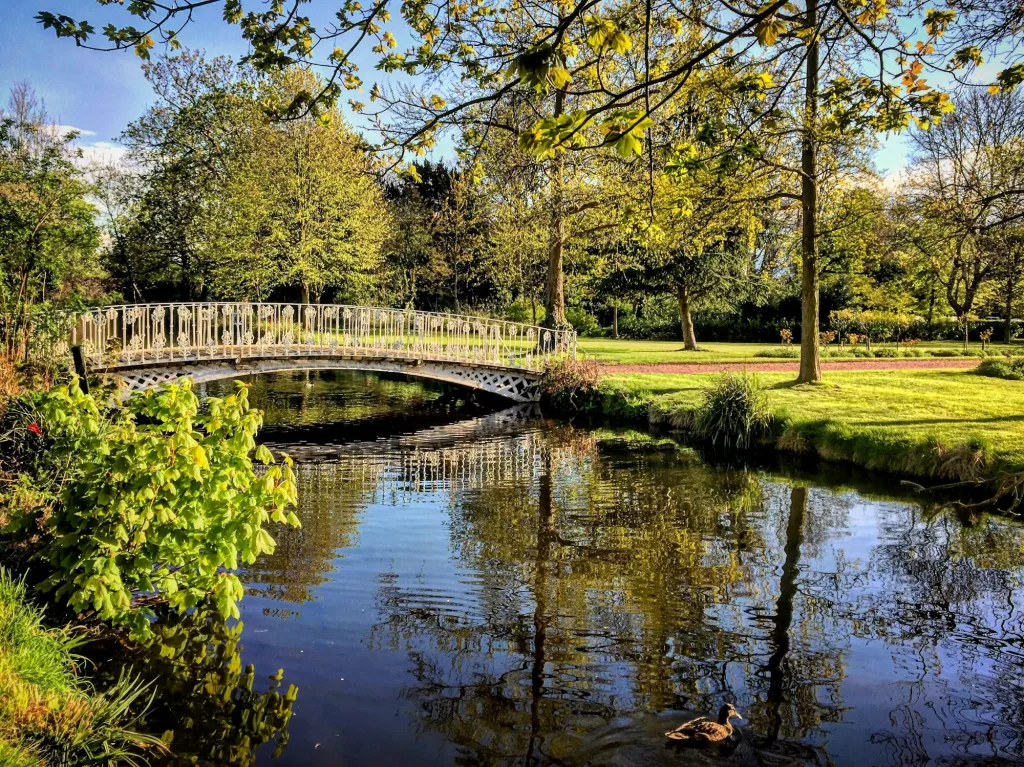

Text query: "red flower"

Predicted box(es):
[27, 423, 41, 435]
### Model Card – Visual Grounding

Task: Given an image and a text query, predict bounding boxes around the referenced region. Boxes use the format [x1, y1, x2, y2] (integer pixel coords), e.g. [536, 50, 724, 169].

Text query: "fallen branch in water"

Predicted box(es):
[901, 472, 1024, 514]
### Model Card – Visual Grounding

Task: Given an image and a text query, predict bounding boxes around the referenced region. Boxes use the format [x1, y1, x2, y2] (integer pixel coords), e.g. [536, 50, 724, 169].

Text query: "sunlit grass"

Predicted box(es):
[605, 369, 1024, 469]
[0, 569, 160, 766]
[581, 338, 1023, 365]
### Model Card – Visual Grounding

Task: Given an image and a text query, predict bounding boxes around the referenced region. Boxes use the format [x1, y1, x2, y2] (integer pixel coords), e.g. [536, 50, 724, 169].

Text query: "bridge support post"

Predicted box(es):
[71, 345, 90, 394]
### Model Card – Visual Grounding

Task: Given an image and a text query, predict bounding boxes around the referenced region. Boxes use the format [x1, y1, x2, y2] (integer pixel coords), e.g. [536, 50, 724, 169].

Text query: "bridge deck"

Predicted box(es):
[70, 303, 576, 402]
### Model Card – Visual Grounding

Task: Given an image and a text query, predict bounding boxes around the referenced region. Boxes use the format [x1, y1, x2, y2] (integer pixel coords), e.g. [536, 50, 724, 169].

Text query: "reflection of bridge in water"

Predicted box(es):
[71, 303, 577, 402]
[286, 407, 562, 504]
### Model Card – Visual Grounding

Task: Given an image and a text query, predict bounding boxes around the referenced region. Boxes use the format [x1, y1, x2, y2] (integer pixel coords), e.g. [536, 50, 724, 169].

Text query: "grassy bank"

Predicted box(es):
[595, 369, 1024, 481]
[0, 569, 158, 766]
[582, 338, 1022, 365]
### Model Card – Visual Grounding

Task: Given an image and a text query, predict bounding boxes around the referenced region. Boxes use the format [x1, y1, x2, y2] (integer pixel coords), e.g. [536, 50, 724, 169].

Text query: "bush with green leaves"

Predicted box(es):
[976, 357, 1024, 381]
[2, 379, 299, 640]
[565, 307, 600, 336]
[692, 374, 777, 450]
[753, 348, 799, 359]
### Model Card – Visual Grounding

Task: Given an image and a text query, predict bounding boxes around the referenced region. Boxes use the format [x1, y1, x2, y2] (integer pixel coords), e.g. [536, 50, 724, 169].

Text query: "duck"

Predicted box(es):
[665, 704, 742, 744]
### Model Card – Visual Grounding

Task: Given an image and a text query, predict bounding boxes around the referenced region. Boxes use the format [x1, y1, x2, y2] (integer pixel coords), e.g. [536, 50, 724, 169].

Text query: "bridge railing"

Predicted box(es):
[71, 303, 577, 373]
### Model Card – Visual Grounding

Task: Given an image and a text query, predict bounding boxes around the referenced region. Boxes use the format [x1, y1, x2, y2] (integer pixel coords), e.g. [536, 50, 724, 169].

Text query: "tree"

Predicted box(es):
[44, 0, 1001, 377]
[211, 69, 390, 303]
[383, 160, 496, 312]
[118, 52, 255, 300]
[902, 89, 1024, 347]
[114, 55, 389, 304]
[642, 165, 762, 350]
[0, 83, 100, 363]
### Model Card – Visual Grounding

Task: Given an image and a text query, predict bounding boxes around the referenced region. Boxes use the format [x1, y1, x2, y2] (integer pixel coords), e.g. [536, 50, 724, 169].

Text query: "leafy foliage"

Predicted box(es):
[2, 380, 299, 640]
[540, 358, 602, 412]
[976, 357, 1024, 380]
[0, 85, 101, 366]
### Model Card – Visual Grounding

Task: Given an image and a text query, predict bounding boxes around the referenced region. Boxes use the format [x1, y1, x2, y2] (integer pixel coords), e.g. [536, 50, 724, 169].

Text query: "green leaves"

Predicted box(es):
[600, 110, 654, 158]
[7, 380, 299, 641]
[504, 43, 574, 93]
[585, 16, 632, 54]
[517, 110, 588, 159]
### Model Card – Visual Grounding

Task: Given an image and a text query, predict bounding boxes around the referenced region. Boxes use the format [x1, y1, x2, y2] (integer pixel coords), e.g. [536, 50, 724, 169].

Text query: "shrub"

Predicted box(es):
[930, 349, 962, 357]
[873, 348, 899, 358]
[1, 380, 299, 640]
[0, 568, 161, 765]
[976, 358, 1024, 380]
[565, 307, 600, 336]
[540, 358, 602, 412]
[754, 348, 799, 359]
[692, 374, 777, 449]
[779, 328, 793, 345]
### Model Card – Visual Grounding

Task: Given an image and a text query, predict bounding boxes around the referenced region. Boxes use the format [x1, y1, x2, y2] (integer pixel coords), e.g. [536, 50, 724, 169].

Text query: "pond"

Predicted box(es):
[125, 372, 1024, 766]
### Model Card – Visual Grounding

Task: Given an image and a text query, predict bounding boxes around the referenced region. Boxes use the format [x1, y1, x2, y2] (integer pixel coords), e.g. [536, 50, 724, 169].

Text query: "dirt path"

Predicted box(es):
[601, 358, 980, 374]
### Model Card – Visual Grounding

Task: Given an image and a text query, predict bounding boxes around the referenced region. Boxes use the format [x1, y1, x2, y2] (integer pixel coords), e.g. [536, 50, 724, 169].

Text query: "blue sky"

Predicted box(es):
[1, 0, 914, 173]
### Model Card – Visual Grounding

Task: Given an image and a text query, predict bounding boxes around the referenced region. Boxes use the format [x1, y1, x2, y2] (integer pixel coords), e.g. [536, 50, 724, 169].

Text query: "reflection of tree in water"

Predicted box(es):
[243, 461, 372, 605]
[97, 608, 297, 766]
[225, 400, 1024, 766]
[367, 423, 851, 764]
[852, 508, 1024, 765]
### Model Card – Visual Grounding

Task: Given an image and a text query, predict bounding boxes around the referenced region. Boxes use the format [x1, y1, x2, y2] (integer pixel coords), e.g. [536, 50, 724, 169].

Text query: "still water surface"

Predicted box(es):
[141, 372, 1024, 766]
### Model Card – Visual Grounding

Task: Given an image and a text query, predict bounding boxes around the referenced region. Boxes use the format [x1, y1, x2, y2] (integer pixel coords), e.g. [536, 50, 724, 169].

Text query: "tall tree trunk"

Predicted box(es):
[612, 304, 619, 339]
[677, 286, 698, 351]
[301, 283, 310, 305]
[766, 485, 807, 742]
[798, 0, 821, 384]
[1005, 258, 1019, 344]
[545, 90, 567, 328]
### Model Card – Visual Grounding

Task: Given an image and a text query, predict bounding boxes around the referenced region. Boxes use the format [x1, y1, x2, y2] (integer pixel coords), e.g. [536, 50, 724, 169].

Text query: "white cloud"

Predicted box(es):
[48, 124, 98, 138]
[76, 141, 130, 167]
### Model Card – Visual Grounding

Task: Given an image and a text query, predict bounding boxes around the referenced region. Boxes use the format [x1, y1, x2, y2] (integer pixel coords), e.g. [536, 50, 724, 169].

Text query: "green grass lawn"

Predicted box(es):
[603, 369, 1024, 469]
[580, 337, 1023, 365]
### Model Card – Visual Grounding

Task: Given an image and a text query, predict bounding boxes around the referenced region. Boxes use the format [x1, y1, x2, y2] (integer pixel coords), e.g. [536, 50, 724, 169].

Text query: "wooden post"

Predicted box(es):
[71, 345, 89, 394]
[70, 314, 89, 394]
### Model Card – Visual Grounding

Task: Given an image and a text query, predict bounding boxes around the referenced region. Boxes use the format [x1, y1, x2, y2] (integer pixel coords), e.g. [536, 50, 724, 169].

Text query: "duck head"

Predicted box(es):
[717, 704, 742, 724]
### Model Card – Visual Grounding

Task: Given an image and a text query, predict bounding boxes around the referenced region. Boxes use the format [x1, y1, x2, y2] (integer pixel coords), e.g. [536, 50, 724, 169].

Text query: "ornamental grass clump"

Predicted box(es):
[0, 568, 161, 766]
[692, 374, 776, 450]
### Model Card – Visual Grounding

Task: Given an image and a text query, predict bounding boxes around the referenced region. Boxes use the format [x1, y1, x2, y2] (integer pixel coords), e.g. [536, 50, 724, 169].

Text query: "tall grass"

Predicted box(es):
[0, 568, 163, 766]
[691, 374, 777, 449]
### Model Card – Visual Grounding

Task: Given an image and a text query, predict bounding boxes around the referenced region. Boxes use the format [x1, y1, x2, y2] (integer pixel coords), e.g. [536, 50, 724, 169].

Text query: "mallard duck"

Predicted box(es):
[665, 704, 742, 744]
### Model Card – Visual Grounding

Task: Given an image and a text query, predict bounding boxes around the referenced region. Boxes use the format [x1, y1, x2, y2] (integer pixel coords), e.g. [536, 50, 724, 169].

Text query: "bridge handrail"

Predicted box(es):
[71, 302, 577, 374]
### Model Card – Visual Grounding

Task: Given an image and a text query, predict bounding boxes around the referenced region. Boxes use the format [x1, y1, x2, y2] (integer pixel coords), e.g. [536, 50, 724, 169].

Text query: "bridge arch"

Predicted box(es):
[71, 303, 576, 403]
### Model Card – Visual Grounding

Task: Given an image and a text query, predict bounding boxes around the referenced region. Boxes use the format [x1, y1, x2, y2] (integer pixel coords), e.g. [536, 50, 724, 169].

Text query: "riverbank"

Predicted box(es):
[591, 368, 1024, 484]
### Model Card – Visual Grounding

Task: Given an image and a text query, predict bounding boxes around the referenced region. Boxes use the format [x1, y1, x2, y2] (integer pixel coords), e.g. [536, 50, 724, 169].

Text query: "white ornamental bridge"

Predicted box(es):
[70, 303, 577, 402]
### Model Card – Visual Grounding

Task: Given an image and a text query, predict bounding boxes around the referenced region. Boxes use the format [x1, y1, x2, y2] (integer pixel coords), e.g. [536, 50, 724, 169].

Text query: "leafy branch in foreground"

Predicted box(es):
[1, 379, 299, 640]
